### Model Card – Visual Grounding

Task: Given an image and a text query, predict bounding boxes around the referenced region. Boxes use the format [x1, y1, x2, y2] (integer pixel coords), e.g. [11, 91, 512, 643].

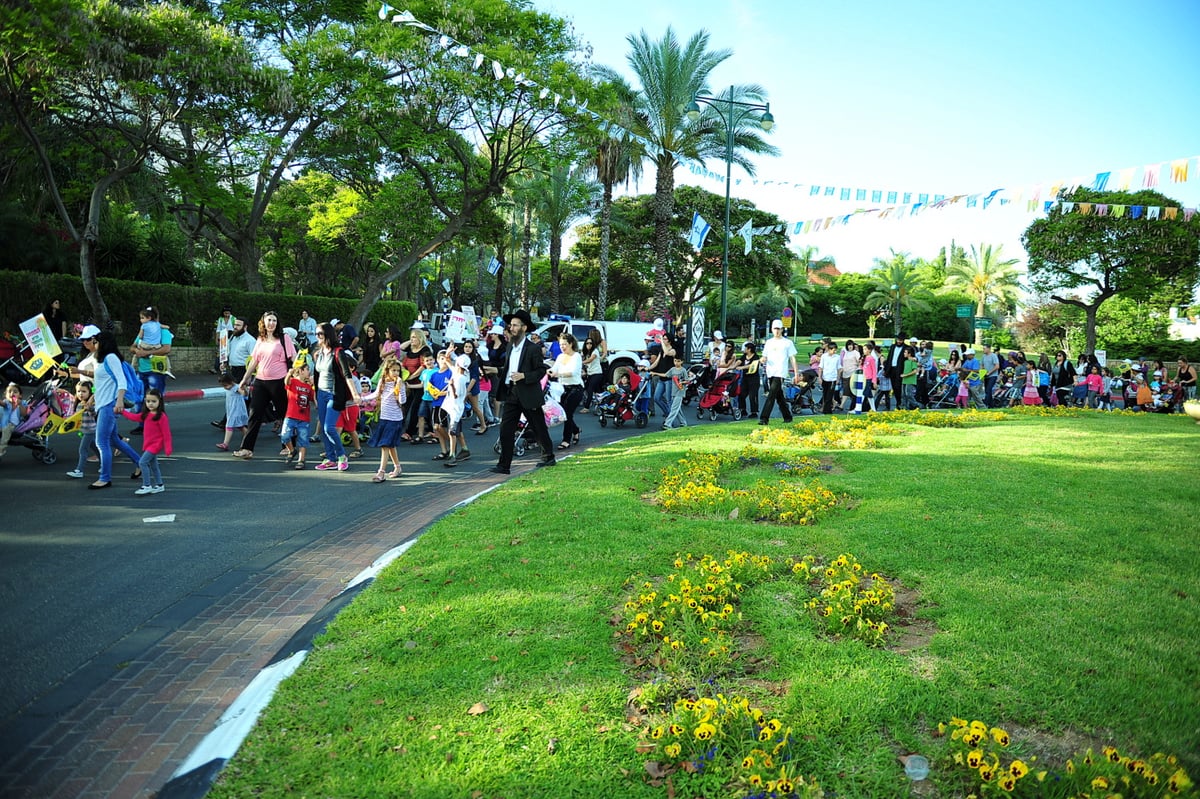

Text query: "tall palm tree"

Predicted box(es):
[528, 154, 600, 314]
[864, 249, 931, 337]
[946, 243, 1022, 346]
[584, 74, 644, 319]
[596, 28, 778, 319]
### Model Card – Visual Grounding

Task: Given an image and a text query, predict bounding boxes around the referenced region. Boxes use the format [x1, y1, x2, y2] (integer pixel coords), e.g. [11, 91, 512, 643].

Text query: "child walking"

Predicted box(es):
[662, 355, 691, 430]
[121, 388, 172, 494]
[955, 369, 970, 409]
[216, 373, 248, 451]
[281, 363, 315, 469]
[362, 360, 406, 481]
[66, 382, 98, 478]
[440, 353, 471, 467]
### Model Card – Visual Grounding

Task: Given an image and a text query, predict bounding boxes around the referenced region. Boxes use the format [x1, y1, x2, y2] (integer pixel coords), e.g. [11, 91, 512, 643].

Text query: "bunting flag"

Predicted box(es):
[686, 212, 712, 251]
[486, 255, 501, 276]
[380, 7, 1200, 238]
[737, 219, 754, 255]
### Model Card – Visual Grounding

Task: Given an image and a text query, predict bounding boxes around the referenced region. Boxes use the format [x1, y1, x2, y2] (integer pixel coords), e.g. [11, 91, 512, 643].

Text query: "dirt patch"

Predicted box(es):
[888, 584, 939, 654]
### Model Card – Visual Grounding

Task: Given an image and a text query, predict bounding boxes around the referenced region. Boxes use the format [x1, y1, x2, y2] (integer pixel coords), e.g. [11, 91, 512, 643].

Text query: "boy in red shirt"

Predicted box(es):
[281, 363, 315, 469]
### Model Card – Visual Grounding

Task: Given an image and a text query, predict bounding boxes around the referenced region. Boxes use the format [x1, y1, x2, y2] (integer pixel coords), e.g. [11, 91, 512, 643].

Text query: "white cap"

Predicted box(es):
[489, 324, 504, 335]
[712, 330, 723, 339]
[410, 320, 426, 330]
[965, 347, 975, 355]
[908, 337, 920, 344]
[330, 318, 341, 326]
[79, 324, 101, 338]
[1153, 369, 1163, 377]
[637, 358, 651, 367]
[1122, 358, 1132, 365]
[653, 318, 664, 330]
[283, 326, 298, 339]
[455, 354, 471, 369]
[771, 319, 783, 329]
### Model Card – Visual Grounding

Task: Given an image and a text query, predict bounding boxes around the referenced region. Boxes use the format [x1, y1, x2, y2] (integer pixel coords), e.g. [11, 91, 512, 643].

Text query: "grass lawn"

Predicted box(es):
[211, 409, 1200, 799]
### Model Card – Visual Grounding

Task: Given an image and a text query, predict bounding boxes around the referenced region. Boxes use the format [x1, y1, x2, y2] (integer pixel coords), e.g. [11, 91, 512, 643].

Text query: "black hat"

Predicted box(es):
[503, 308, 534, 328]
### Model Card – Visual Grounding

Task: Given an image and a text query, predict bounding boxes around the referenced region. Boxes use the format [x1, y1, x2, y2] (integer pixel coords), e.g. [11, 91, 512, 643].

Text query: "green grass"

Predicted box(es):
[211, 412, 1200, 799]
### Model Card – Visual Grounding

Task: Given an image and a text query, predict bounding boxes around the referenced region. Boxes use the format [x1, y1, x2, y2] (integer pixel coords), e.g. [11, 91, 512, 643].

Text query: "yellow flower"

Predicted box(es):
[650, 727, 664, 739]
[777, 778, 794, 793]
[758, 728, 773, 742]
[766, 719, 782, 733]
[664, 743, 681, 758]
[1092, 776, 1110, 790]
[967, 749, 984, 768]
[1103, 745, 1120, 763]
[980, 764, 996, 782]
[748, 774, 763, 787]
[694, 723, 716, 741]
[668, 724, 684, 736]
[1167, 767, 1193, 793]
[742, 756, 754, 769]
[651, 620, 664, 632]
[1009, 760, 1029, 778]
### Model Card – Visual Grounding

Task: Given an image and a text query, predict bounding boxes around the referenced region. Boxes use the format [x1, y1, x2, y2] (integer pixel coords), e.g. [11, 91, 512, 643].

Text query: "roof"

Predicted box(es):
[806, 261, 842, 287]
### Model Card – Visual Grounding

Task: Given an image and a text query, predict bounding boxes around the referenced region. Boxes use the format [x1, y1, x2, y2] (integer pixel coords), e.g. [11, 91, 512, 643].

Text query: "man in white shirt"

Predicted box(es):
[758, 319, 800, 425]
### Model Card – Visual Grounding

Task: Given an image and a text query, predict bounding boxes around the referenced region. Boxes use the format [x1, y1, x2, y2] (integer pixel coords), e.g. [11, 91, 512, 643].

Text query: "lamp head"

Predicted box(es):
[685, 99, 701, 121]
[759, 107, 775, 131]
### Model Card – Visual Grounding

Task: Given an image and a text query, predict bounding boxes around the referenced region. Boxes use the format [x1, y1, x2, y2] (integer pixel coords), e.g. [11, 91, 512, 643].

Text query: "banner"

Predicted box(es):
[686, 212, 711, 251]
[20, 313, 62, 358]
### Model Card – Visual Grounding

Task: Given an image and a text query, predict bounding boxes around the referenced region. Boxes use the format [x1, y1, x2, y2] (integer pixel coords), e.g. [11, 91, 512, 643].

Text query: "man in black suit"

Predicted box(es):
[489, 309, 556, 475]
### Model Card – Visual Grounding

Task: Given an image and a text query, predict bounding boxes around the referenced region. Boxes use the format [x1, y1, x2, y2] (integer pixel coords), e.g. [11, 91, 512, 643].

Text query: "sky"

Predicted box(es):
[533, 0, 1200, 277]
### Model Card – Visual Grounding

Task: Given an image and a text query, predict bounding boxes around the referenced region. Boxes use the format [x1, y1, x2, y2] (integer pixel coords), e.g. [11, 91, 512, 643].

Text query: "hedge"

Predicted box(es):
[0, 271, 416, 345]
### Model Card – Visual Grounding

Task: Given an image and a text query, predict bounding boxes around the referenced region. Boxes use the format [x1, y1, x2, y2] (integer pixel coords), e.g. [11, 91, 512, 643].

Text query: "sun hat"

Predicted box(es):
[410, 320, 426, 330]
[712, 330, 724, 339]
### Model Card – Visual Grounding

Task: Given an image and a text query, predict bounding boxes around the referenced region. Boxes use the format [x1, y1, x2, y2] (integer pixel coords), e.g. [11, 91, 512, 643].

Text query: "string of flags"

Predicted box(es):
[377, 5, 1198, 238]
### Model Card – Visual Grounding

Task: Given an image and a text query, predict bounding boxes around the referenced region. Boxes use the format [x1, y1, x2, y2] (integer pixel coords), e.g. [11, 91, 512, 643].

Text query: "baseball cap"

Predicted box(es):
[330, 318, 341, 326]
[712, 330, 723, 339]
[489, 324, 504, 335]
[455, 354, 471, 369]
[79, 324, 101, 339]
[965, 347, 975, 355]
[771, 319, 783, 329]
[410, 320, 426, 330]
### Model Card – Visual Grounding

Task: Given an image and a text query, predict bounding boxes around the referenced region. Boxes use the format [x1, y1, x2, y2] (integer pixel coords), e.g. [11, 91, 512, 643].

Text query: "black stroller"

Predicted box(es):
[785, 368, 820, 415]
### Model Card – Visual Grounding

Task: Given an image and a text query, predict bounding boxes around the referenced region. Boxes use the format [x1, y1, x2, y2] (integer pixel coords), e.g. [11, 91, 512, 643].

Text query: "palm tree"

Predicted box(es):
[864, 249, 931, 337]
[597, 28, 778, 319]
[584, 74, 644, 319]
[946, 243, 1022, 346]
[527, 154, 600, 314]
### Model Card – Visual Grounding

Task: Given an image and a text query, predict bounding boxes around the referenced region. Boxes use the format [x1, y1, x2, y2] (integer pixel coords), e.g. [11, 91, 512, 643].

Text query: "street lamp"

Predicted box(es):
[686, 87, 774, 336]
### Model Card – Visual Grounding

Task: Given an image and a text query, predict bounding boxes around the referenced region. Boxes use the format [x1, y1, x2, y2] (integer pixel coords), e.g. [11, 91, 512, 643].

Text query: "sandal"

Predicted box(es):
[349, 449, 363, 459]
[130, 470, 141, 479]
[432, 452, 450, 461]
[294, 460, 306, 470]
[557, 441, 571, 450]
[215, 442, 229, 451]
[372, 470, 386, 483]
[233, 450, 253, 459]
[386, 468, 402, 479]
[409, 438, 421, 445]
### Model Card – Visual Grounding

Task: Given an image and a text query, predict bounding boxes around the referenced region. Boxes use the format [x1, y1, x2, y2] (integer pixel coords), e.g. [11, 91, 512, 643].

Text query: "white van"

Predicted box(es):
[530, 318, 650, 373]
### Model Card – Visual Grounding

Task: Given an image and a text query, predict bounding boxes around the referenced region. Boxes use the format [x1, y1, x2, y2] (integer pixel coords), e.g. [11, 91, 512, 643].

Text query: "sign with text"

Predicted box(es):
[956, 304, 973, 318]
[973, 317, 993, 329]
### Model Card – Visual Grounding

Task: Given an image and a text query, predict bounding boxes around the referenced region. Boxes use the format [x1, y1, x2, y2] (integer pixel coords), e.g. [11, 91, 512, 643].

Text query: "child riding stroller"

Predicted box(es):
[697, 369, 743, 420]
[595, 365, 650, 428]
[7, 376, 77, 465]
[784, 368, 820, 416]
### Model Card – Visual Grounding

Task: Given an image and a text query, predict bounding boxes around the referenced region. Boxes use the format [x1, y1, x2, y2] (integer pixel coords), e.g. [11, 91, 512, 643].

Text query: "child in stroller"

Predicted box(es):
[784, 368, 819, 415]
[595, 362, 651, 428]
[1, 376, 76, 464]
[697, 368, 743, 420]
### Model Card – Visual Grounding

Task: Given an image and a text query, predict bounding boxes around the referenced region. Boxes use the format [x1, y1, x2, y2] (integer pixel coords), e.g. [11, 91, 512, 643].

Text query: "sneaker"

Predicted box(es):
[443, 455, 457, 468]
[66, 470, 84, 479]
[134, 486, 155, 495]
[151, 485, 165, 494]
[315, 459, 336, 471]
[336, 456, 349, 471]
[456, 449, 471, 461]
[165, 371, 176, 380]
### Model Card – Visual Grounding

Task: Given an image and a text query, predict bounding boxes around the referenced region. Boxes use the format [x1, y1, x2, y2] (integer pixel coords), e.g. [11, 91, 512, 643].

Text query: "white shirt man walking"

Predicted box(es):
[758, 319, 800, 425]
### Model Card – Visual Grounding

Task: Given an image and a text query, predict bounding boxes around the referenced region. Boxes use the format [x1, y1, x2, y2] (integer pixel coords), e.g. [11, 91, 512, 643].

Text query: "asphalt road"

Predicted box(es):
[0, 389, 741, 766]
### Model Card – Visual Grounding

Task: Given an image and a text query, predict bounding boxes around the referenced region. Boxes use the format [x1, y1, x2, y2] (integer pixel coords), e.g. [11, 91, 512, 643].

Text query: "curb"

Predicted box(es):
[157, 482, 505, 799]
[163, 387, 225, 403]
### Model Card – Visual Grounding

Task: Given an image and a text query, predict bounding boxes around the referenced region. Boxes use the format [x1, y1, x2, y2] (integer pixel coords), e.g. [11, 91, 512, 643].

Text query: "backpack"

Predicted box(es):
[104, 357, 145, 407]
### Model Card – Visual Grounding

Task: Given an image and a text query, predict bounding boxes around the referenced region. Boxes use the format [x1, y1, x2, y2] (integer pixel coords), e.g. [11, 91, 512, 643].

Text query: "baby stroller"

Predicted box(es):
[492, 383, 567, 457]
[8, 376, 76, 464]
[697, 369, 743, 420]
[595, 366, 650, 429]
[785, 368, 819, 416]
[679, 363, 714, 406]
[926, 370, 960, 409]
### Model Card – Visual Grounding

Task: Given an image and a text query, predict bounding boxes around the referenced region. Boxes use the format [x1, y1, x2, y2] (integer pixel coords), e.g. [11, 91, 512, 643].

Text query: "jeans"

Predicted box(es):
[317, 389, 347, 461]
[138, 450, 162, 487]
[984, 374, 998, 407]
[96, 402, 142, 483]
[560, 385, 583, 443]
[664, 392, 688, 428]
[75, 429, 97, 473]
[652, 376, 672, 416]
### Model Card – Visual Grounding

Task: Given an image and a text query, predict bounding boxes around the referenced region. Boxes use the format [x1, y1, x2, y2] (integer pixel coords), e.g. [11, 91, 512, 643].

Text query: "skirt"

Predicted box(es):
[368, 418, 405, 448]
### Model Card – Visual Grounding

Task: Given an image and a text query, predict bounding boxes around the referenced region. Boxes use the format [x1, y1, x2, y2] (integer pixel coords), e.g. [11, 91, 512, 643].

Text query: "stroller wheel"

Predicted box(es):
[635, 413, 648, 429]
[598, 416, 607, 427]
[340, 430, 353, 445]
[515, 440, 527, 457]
[733, 407, 743, 421]
[32, 449, 45, 462]
[709, 410, 717, 421]
[696, 409, 704, 420]
[493, 440, 502, 455]
[41, 449, 56, 464]
[614, 417, 624, 428]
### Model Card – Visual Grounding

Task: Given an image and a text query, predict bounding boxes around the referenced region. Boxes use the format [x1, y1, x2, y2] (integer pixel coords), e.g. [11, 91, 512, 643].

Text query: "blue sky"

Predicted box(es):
[535, 0, 1200, 275]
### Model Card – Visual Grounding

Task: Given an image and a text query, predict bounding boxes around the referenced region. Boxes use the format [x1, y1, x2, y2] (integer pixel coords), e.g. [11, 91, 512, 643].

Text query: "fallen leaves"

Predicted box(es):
[466, 702, 490, 716]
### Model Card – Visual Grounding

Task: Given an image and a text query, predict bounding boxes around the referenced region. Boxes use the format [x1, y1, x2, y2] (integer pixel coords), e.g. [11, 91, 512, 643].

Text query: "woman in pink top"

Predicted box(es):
[233, 311, 296, 459]
[860, 343, 879, 413]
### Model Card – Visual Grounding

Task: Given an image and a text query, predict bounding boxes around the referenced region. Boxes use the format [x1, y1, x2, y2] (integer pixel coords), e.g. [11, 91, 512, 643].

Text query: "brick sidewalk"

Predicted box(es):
[0, 466, 500, 799]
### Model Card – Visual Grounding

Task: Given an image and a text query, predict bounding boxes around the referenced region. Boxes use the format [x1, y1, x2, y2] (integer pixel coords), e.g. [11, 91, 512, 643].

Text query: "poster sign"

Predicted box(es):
[459, 305, 480, 342]
[444, 310, 469, 343]
[20, 313, 63, 358]
[23, 350, 56, 379]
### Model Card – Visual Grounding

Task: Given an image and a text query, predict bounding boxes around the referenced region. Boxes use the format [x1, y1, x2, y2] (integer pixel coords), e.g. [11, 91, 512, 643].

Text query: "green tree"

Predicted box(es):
[598, 28, 777, 320]
[1022, 187, 1200, 354]
[946, 242, 1022, 346]
[526, 146, 599, 314]
[863, 250, 932, 337]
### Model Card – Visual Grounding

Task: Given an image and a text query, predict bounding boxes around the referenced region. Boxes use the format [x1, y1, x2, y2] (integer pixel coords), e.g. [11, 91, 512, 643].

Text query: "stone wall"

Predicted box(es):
[165, 346, 215, 375]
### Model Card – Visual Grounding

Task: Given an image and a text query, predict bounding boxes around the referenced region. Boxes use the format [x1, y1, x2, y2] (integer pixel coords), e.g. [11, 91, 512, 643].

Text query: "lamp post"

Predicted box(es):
[686, 87, 774, 337]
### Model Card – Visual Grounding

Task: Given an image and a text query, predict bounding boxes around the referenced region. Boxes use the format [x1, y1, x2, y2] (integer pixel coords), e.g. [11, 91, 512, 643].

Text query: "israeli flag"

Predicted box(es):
[686, 212, 711, 251]
[486, 256, 501, 276]
[737, 218, 754, 255]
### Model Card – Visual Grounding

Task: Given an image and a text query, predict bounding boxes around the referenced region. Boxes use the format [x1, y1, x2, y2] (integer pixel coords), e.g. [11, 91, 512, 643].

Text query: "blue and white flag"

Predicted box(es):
[486, 256, 501, 276]
[686, 212, 712, 251]
[737, 218, 754, 255]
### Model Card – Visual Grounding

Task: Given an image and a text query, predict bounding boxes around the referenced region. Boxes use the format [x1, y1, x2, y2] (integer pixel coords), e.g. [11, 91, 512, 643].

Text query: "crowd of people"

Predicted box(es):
[5, 299, 1198, 491]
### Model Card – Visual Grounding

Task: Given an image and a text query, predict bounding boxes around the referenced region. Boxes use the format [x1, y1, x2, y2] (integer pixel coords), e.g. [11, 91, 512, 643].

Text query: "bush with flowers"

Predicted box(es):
[750, 416, 901, 450]
[936, 717, 1196, 798]
[657, 447, 841, 524]
[641, 694, 823, 799]
[793, 553, 896, 647]
[876, 408, 1009, 427]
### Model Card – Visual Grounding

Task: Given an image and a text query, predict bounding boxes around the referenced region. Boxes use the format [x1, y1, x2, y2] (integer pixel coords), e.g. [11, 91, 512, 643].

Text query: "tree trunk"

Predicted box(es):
[549, 235, 561, 314]
[520, 202, 533, 308]
[81, 161, 145, 324]
[598, 182, 613, 319]
[651, 155, 675, 320]
[1084, 303, 1098, 355]
[493, 262, 505, 315]
[974, 298, 986, 347]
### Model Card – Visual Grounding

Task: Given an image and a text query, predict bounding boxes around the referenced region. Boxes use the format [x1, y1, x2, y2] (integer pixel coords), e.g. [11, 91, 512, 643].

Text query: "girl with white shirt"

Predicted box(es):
[549, 333, 584, 449]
